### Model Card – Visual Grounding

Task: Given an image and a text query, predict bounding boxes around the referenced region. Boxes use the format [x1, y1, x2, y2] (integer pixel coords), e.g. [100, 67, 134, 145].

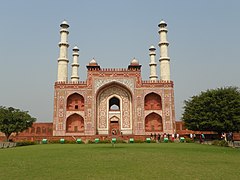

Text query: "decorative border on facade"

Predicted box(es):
[94, 78, 135, 93]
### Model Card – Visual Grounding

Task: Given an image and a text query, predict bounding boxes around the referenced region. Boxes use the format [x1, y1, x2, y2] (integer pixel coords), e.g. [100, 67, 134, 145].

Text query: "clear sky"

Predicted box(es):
[0, 1, 239, 122]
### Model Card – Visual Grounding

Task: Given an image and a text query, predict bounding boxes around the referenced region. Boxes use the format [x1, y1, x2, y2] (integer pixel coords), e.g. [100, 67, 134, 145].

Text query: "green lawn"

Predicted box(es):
[1, 143, 240, 180]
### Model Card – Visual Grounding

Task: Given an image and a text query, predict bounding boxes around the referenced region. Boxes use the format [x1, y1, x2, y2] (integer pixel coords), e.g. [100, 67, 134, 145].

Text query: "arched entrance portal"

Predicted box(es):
[97, 84, 132, 135]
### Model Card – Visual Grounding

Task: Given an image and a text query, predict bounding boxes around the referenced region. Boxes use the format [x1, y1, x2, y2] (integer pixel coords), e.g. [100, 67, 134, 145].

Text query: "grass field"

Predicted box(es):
[1, 143, 240, 180]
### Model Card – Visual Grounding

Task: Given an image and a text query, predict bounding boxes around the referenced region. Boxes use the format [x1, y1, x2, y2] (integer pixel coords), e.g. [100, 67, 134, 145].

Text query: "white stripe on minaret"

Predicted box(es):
[71, 46, 80, 82]
[158, 20, 170, 81]
[57, 20, 69, 82]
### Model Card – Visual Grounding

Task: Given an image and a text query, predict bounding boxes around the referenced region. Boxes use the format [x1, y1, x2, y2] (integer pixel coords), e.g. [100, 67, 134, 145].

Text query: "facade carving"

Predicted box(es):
[94, 78, 135, 93]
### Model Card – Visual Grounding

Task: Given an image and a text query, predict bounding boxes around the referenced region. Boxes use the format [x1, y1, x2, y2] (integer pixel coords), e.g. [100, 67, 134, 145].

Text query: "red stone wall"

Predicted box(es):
[1, 121, 240, 141]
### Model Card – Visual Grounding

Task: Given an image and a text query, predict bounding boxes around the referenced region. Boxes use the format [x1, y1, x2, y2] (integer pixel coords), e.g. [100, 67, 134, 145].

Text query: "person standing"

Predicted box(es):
[176, 133, 179, 140]
[157, 133, 161, 143]
[190, 133, 193, 139]
[172, 133, 175, 142]
[200, 133, 205, 143]
[199, 133, 203, 143]
[150, 133, 153, 140]
[193, 133, 196, 142]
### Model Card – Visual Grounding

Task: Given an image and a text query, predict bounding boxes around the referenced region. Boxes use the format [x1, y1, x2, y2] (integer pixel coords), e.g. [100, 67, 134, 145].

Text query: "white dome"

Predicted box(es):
[159, 20, 167, 27]
[149, 45, 156, 50]
[131, 58, 139, 64]
[73, 46, 79, 51]
[159, 20, 166, 24]
[60, 20, 69, 27]
[90, 58, 97, 64]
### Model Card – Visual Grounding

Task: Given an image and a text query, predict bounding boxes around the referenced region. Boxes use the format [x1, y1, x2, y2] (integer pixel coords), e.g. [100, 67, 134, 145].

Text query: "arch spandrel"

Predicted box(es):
[94, 78, 134, 94]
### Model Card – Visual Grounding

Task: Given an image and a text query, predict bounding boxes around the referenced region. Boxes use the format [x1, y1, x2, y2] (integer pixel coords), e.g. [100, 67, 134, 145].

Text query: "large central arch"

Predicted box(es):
[96, 83, 132, 135]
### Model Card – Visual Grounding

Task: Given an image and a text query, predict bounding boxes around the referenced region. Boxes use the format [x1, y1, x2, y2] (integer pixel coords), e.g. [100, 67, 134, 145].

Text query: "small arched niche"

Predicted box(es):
[67, 93, 84, 111]
[109, 97, 120, 111]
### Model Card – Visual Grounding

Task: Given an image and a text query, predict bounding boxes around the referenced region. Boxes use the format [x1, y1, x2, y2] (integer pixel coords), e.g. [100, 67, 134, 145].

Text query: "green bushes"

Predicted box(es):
[86, 139, 111, 144]
[185, 138, 194, 143]
[211, 140, 229, 147]
[16, 141, 36, 146]
[150, 140, 157, 143]
[15, 138, 229, 147]
[97, 139, 111, 144]
[116, 139, 127, 143]
[48, 140, 61, 144]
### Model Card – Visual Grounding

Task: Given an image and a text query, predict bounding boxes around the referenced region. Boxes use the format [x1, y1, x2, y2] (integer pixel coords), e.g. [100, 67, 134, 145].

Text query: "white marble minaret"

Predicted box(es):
[57, 20, 69, 82]
[149, 45, 157, 81]
[158, 20, 170, 81]
[71, 46, 80, 82]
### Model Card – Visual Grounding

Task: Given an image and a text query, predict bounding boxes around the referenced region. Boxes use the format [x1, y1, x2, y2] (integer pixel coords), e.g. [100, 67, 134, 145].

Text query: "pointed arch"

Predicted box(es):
[66, 113, 84, 132]
[110, 116, 120, 122]
[144, 92, 162, 110]
[96, 82, 132, 135]
[109, 96, 120, 111]
[67, 93, 84, 111]
[145, 112, 163, 132]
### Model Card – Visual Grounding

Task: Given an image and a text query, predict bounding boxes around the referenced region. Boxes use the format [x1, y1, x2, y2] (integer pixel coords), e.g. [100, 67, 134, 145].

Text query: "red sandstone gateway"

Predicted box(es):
[53, 20, 175, 137]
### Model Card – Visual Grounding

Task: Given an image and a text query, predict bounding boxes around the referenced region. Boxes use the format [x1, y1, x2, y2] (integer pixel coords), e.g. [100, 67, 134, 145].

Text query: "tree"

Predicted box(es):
[182, 87, 240, 134]
[0, 106, 36, 141]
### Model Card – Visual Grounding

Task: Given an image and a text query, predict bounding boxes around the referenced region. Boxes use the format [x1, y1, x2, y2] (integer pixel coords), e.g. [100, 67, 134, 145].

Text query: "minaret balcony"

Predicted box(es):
[158, 41, 169, 46]
[60, 29, 69, 34]
[71, 63, 79, 66]
[158, 28, 168, 33]
[159, 57, 170, 61]
[149, 62, 157, 65]
[58, 58, 69, 62]
[58, 42, 69, 47]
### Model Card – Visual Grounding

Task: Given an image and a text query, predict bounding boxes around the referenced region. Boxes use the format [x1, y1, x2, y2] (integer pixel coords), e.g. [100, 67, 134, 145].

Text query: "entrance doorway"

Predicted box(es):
[109, 121, 119, 135]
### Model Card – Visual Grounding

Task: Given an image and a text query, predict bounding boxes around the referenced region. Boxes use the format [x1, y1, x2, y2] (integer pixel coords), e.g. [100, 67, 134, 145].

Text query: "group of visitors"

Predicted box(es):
[150, 133, 160, 141]
[150, 132, 206, 143]
[221, 132, 233, 142]
[149, 132, 234, 144]
[150, 133, 181, 142]
[189, 133, 197, 142]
